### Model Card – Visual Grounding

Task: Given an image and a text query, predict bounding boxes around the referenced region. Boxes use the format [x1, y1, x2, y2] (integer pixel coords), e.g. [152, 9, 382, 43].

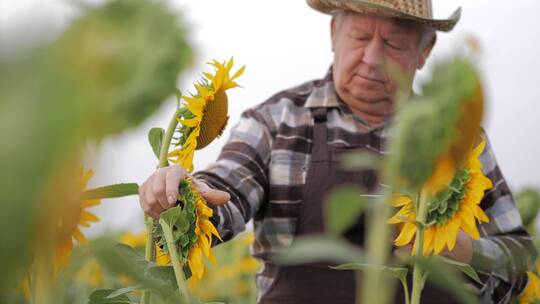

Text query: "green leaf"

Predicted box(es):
[275, 236, 364, 265]
[331, 263, 408, 282]
[440, 257, 482, 284]
[325, 186, 369, 235]
[340, 151, 383, 170]
[105, 285, 143, 299]
[414, 256, 479, 304]
[92, 241, 183, 303]
[149, 127, 165, 160]
[160, 205, 183, 228]
[88, 289, 132, 304]
[516, 188, 540, 228]
[175, 89, 183, 103]
[82, 183, 139, 200]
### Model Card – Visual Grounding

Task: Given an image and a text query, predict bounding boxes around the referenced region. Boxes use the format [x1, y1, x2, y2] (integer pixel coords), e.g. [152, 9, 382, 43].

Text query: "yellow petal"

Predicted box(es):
[230, 65, 246, 82]
[177, 118, 200, 128]
[394, 222, 417, 246]
[433, 225, 448, 255]
[80, 210, 100, 224]
[81, 199, 101, 208]
[73, 228, 87, 243]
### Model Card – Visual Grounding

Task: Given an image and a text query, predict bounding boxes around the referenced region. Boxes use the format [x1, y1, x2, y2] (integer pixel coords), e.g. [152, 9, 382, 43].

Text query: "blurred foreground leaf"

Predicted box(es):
[82, 183, 139, 200]
[414, 256, 479, 304]
[275, 236, 364, 265]
[516, 188, 540, 229]
[88, 289, 132, 304]
[325, 186, 370, 235]
[0, 0, 191, 293]
[91, 239, 183, 303]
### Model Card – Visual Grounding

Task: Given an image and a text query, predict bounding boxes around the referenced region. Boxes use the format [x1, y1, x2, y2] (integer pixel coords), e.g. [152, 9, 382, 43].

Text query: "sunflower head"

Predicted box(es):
[55, 168, 101, 266]
[389, 138, 492, 255]
[170, 58, 245, 172]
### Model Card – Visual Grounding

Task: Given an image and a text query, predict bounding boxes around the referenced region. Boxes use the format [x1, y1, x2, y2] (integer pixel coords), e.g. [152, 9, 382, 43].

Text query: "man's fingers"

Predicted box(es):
[165, 165, 188, 206]
[145, 185, 165, 219]
[151, 170, 170, 210]
[192, 178, 230, 205]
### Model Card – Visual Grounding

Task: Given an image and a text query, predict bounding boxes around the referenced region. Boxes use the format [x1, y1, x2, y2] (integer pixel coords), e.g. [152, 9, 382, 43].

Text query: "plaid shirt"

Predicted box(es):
[194, 69, 536, 303]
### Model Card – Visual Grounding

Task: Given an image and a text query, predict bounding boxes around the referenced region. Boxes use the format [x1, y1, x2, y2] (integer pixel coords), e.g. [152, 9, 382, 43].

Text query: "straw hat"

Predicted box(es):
[306, 0, 461, 32]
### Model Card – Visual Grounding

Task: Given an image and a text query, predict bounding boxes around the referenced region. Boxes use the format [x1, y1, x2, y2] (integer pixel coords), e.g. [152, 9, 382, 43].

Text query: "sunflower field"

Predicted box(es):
[1, 0, 539, 304]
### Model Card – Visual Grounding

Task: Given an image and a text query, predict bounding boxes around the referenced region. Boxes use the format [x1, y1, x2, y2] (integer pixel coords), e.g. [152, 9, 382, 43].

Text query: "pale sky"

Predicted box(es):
[2, 0, 540, 236]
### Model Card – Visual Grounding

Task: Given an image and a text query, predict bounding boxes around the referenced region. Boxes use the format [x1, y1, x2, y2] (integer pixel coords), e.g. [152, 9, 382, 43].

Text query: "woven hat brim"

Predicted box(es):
[307, 0, 461, 32]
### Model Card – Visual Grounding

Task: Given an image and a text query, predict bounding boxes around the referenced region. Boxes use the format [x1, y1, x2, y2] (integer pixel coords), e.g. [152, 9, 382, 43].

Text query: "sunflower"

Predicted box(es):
[422, 82, 484, 198]
[389, 137, 492, 255]
[55, 168, 101, 266]
[187, 186, 222, 281]
[169, 57, 245, 172]
[520, 264, 540, 304]
[154, 179, 222, 282]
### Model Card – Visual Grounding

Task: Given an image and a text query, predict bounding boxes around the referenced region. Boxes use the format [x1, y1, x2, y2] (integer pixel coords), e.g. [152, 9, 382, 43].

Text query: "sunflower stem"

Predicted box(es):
[361, 186, 394, 304]
[160, 218, 190, 304]
[410, 190, 429, 304]
[142, 105, 185, 304]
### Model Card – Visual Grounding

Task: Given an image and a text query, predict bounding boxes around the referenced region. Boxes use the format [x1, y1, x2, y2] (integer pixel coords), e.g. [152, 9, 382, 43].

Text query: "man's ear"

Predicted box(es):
[417, 34, 437, 70]
[331, 17, 337, 52]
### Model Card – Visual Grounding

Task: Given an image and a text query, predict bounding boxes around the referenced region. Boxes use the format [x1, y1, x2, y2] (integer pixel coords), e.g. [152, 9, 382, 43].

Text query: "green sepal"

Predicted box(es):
[426, 168, 471, 225]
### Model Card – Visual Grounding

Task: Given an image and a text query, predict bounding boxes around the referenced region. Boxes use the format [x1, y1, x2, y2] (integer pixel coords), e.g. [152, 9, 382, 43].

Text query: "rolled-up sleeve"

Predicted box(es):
[471, 134, 537, 303]
[193, 105, 275, 243]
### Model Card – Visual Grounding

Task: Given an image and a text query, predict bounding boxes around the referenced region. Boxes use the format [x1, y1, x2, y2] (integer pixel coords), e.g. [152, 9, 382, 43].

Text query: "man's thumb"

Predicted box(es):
[201, 189, 230, 205]
[192, 178, 230, 205]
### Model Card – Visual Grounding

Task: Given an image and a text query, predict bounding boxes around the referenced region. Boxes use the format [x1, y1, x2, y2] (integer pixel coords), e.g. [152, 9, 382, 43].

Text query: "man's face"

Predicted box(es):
[331, 13, 435, 124]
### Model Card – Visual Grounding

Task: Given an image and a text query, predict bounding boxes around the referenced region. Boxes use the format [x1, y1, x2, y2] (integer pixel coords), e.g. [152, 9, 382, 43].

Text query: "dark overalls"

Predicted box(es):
[260, 107, 459, 304]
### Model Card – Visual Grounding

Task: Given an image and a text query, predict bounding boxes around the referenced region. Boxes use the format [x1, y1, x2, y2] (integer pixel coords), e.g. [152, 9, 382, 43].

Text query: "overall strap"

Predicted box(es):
[311, 107, 329, 162]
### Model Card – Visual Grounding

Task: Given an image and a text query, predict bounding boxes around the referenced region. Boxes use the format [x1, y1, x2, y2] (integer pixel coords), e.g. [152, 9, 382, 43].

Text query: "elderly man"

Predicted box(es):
[139, 0, 536, 303]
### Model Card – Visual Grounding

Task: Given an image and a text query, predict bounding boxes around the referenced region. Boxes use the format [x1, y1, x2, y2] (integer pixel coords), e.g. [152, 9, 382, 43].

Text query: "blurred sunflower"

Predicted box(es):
[389, 137, 492, 255]
[520, 264, 540, 304]
[422, 82, 484, 198]
[169, 57, 245, 172]
[55, 168, 101, 266]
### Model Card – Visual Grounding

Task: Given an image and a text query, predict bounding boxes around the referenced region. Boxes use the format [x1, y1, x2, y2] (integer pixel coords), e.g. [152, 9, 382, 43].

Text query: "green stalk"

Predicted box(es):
[31, 242, 54, 304]
[159, 218, 190, 304]
[142, 105, 185, 304]
[361, 186, 393, 304]
[410, 190, 429, 304]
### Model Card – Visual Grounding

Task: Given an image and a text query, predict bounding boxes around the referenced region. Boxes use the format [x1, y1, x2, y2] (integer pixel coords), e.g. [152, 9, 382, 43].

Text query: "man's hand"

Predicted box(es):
[138, 165, 230, 219]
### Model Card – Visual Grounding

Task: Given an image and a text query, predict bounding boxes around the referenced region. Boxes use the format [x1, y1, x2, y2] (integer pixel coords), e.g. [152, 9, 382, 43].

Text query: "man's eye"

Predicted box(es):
[385, 40, 404, 50]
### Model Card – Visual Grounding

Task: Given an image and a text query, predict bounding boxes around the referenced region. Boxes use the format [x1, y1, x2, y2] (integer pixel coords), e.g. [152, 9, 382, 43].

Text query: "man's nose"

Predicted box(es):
[363, 38, 385, 69]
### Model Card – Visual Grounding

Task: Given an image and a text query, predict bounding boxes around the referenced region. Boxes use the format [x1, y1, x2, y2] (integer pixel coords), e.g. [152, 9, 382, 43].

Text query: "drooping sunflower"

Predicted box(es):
[186, 181, 222, 281]
[155, 179, 222, 282]
[55, 168, 101, 266]
[389, 137, 492, 255]
[169, 57, 245, 172]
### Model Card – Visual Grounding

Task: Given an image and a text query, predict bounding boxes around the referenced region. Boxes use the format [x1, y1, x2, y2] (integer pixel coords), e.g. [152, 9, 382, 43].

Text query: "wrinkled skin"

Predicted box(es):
[331, 13, 435, 126]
